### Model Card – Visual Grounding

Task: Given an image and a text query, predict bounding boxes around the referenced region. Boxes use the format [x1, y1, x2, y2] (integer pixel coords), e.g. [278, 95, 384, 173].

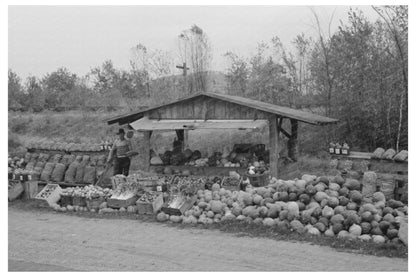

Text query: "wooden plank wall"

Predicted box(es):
[148, 96, 270, 120]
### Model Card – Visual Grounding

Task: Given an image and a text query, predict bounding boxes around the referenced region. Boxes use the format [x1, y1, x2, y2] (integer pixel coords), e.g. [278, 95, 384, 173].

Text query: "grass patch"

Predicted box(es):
[9, 200, 407, 259]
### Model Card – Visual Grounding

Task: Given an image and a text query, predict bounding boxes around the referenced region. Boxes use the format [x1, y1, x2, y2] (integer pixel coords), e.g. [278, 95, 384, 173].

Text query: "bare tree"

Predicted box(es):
[309, 7, 337, 117]
[372, 5, 408, 151]
[178, 25, 212, 93]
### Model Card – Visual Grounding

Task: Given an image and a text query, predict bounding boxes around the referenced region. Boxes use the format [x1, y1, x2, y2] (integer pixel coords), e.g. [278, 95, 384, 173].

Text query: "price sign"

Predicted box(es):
[156, 185, 162, 192]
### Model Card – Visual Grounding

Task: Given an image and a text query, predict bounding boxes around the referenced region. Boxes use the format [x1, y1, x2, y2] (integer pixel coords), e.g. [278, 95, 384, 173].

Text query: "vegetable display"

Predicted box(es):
[170, 176, 207, 196]
[138, 191, 159, 203]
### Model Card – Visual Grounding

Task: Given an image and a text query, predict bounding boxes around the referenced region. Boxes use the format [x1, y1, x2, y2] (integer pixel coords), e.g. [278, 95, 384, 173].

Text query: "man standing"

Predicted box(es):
[107, 128, 132, 176]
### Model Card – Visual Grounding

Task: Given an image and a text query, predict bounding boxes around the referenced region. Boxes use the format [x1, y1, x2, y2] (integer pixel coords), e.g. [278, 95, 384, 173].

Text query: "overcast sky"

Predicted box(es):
[8, 5, 380, 79]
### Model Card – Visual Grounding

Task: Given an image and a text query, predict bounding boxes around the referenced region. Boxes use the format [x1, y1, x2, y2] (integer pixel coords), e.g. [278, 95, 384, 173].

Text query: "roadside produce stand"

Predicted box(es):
[107, 92, 338, 178]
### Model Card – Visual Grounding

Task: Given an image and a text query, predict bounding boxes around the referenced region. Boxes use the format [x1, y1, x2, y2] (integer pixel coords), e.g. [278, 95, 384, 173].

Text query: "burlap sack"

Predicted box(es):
[25, 161, 36, 171]
[51, 154, 62, 163]
[75, 164, 85, 183]
[83, 166, 96, 184]
[89, 155, 99, 166]
[381, 148, 396, 160]
[97, 155, 107, 167]
[75, 155, 83, 163]
[64, 162, 79, 183]
[39, 153, 50, 162]
[24, 152, 32, 163]
[34, 161, 45, 173]
[40, 162, 56, 182]
[393, 150, 408, 162]
[51, 163, 67, 182]
[61, 155, 71, 165]
[81, 155, 90, 165]
[362, 171, 377, 197]
[67, 155, 76, 164]
[372, 148, 385, 159]
[29, 153, 39, 163]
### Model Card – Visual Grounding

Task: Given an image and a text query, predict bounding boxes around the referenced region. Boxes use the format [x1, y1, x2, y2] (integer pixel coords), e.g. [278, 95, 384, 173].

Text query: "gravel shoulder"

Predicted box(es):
[8, 208, 408, 271]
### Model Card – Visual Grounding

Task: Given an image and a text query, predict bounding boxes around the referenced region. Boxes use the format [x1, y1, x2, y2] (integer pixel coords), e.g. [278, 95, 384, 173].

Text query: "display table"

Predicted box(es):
[150, 165, 246, 176]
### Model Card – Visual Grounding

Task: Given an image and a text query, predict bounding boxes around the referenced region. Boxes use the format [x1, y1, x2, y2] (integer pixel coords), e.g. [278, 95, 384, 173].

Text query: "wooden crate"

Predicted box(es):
[22, 181, 39, 200]
[60, 195, 73, 206]
[161, 195, 197, 216]
[221, 176, 242, 191]
[34, 184, 62, 207]
[86, 197, 105, 210]
[107, 195, 138, 209]
[136, 201, 153, 215]
[8, 181, 24, 201]
[73, 196, 87, 207]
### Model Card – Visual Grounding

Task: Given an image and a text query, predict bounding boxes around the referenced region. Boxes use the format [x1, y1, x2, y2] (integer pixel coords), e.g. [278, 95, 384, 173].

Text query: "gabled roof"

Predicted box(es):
[107, 92, 338, 126]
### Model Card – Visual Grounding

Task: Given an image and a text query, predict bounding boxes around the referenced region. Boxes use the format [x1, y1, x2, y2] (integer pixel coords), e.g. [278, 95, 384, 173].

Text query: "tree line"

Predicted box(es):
[8, 6, 407, 151]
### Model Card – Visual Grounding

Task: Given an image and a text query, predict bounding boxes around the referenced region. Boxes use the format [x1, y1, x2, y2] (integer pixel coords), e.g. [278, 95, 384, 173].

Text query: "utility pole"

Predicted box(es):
[176, 62, 190, 94]
[176, 62, 191, 149]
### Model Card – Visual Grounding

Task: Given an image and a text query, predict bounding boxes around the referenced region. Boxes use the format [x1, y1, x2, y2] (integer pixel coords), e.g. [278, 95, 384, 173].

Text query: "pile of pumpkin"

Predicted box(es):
[156, 174, 408, 245]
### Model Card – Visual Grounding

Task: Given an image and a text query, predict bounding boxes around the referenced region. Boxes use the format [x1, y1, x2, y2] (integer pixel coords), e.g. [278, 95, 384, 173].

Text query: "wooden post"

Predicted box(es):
[269, 115, 280, 178]
[288, 119, 299, 162]
[143, 131, 152, 172]
[175, 129, 185, 152]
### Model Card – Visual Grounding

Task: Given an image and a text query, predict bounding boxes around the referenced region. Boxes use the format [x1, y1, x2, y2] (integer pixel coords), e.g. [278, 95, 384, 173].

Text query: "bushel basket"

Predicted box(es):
[73, 196, 87, 207]
[86, 197, 104, 210]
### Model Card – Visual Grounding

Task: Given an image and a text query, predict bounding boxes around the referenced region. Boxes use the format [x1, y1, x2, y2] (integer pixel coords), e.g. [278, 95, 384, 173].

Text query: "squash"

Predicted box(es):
[360, 222, 372, 234]
[349, 224, 362, 236]
[210, 200, 223, 214]
[301, 174, 316, 183]
[156, 212, 169, 222]
[330, 214, 345, 225]
[290, 220, 305, 234]
[314, 222, 326, 232]
[287, 202, 299, 218]
[358, 234, 372, 242]
[263, 217, 275, 227]
[327, 197, 339, 208]
[344, 179, 361, 190]
[322, 206, 334, 218]
[332, 223, 344, 234]
[314, 191, 329, 202]
[349, 190, 363, 203]
[324, 227, 335, 237]
[372, 235, 385, 244]
[253, 194, 263, 205]
[308, 227, 320, 236]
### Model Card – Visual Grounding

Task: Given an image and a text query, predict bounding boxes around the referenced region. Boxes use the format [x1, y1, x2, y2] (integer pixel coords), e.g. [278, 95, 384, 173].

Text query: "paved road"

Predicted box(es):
[8, 208, 408, 271]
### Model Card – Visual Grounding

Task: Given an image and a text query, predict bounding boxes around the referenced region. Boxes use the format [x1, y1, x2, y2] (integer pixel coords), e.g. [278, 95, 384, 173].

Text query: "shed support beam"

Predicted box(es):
[288, 119, 299, 162]
[175, 129, 185, 152]
[269, 115, 280, 178]
[143, 131, 152, 172]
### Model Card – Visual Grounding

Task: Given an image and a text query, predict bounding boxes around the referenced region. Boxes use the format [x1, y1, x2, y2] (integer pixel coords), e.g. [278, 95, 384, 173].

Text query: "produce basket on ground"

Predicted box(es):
[73, 196, 87, 207]
[60, 195, 73, 206]
[107, 195, 138, 208]
[86, 197, 105, 210]
[221, 176, 242, 191]
[8, 181, 24, 201]
[161, 194, 197, 216]
[34, 184, 62, 207]
[136, 192, 164, 214]
[245, 172, 269, 187]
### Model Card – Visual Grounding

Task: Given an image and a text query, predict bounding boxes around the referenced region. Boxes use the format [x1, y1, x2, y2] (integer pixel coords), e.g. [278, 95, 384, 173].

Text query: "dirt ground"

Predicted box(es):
[8, 207, 408, 271]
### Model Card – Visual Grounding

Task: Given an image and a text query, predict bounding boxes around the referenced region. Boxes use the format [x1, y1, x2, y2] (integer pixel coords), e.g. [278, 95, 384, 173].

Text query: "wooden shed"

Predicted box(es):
[107, 92, 338, 177]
